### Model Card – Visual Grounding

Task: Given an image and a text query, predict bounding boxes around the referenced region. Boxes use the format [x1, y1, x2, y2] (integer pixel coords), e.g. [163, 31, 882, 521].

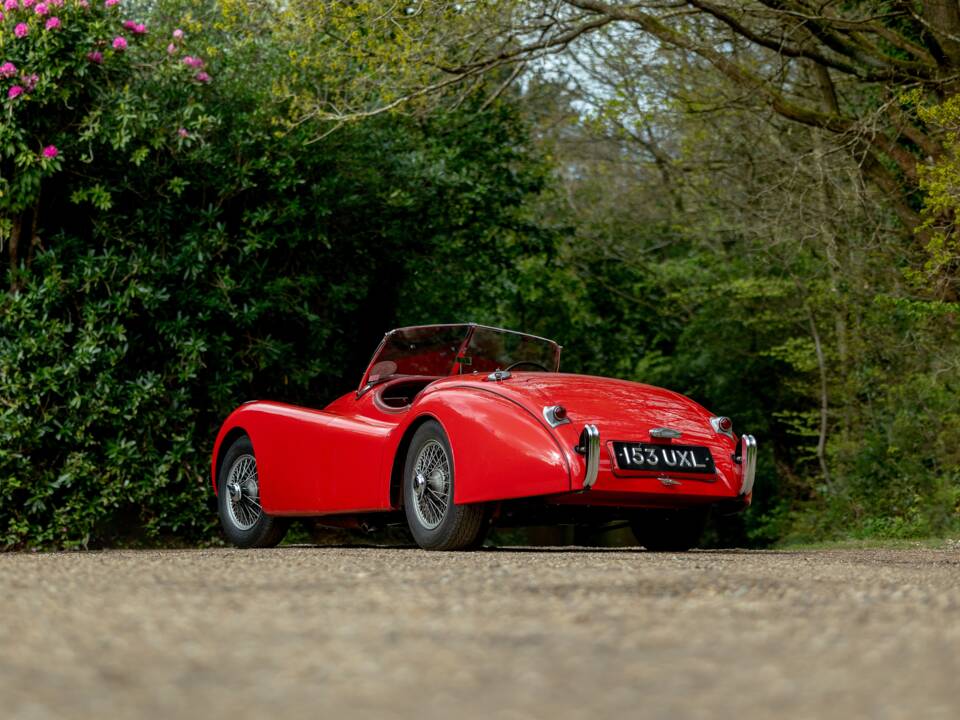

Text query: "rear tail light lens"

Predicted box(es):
[710, 416, 734, 437]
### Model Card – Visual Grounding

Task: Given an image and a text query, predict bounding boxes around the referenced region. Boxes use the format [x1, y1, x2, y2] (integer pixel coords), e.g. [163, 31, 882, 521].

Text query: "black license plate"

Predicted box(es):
[612, 442, 715, 474]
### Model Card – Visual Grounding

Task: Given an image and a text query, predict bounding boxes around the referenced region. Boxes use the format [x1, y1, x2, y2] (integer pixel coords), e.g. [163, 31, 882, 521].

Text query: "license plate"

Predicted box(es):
[612, 442, 715, 474]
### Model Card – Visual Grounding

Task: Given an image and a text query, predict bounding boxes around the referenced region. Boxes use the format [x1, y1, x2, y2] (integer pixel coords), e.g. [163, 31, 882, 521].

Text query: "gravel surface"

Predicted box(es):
[2, 546, 959, 719]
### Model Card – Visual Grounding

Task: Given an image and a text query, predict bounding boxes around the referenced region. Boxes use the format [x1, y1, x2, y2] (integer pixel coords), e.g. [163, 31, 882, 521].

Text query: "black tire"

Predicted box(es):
[217, 435, 289, 548]
[630, 508, 708, 552]
[403, 421, 485, 550]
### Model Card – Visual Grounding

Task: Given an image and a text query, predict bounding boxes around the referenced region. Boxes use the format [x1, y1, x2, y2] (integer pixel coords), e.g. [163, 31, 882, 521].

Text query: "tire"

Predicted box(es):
[217, 435, 289, 548]
[403, 421, 485, 550]
[630, 508, 708, 552]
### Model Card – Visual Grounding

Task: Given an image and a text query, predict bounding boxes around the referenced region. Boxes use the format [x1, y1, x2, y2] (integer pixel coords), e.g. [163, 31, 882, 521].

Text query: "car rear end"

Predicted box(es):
[483, 373, 757, 512]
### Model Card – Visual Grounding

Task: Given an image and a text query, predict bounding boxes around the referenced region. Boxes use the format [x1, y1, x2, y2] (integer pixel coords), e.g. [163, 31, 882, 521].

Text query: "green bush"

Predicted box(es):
[0, 0, 552, 548]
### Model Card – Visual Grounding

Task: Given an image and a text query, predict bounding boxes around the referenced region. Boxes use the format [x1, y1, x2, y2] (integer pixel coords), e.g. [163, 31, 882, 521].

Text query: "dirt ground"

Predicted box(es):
[1, 546, 959, 720]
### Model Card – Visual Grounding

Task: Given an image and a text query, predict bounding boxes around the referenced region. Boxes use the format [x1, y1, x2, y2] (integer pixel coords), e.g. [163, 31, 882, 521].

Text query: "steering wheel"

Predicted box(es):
[504, 360, 551, 372]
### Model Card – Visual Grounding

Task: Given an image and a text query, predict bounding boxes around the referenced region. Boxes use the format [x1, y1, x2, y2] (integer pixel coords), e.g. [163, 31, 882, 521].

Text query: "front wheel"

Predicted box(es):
[403, 421, 485, 550]
[630, 508, 708, 552]
[217, 435, 289, 548]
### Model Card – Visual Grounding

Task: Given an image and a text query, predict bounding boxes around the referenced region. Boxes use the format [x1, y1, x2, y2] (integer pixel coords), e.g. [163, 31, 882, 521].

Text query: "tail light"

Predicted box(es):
[710, 416, 734, 438]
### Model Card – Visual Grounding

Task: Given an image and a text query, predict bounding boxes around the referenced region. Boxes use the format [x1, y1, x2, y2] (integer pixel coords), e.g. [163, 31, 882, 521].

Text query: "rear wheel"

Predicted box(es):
[218, 435, 289, 548]
[403, 421, 485, 550]
[630, 508, 708, 552]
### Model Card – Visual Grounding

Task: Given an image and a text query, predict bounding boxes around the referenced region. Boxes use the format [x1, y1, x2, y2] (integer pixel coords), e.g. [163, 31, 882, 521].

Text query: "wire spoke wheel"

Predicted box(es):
[412, 439, 450, 530]
[225, 453, 262, 531]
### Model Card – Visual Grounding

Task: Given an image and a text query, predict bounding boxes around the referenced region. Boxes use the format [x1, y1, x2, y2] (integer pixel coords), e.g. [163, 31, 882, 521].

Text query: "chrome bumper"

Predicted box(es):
[578, 424, 600, 490]
[739, 434, 757, 496]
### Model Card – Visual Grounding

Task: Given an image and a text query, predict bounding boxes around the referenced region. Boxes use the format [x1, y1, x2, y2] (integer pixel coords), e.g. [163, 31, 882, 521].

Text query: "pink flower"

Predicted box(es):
[34, 2, 48, 14]
[41, 145, 57, 158]
[195, 71, 210, 83]
[0, 62, 16, 78]
[87, 50, 102, 63]
[172, 28, 183, 40]
[0, 11, 4, 20]
[104, 0, 118, 7]
[182, 55, 203, 68]
[177, 127, 189, 138]
[133, 22, 145, 34]
[8, 85, 23, 99]
[22, 0, 33, 6]
[78, 0, 88, 6]
[3, 0, 16, 11]
[112, 35, 126, 50]
[45, 16, 59, 29]
[166, 42, 176, 55]
[14, 22, 27, 37]
[122, 19, 135, 29]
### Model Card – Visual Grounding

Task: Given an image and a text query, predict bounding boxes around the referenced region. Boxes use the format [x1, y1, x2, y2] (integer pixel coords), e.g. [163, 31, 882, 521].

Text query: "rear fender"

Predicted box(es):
[407, 387, 572, 504]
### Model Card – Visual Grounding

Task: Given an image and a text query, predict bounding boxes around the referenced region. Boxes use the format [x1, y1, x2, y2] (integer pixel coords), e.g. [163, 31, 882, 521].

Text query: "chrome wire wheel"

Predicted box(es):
[411, 439, 450, 530]
[225, 453, 262, 531]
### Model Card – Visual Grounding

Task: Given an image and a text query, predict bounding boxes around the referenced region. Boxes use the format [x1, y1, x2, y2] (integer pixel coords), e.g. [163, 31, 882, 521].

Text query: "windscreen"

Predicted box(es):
[462, 326, 560, 373]
[367, 325, 469, 381]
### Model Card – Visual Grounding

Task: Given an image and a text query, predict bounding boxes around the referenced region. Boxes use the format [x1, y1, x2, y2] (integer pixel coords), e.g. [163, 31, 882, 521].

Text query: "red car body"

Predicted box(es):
[212, 324, 757, 548]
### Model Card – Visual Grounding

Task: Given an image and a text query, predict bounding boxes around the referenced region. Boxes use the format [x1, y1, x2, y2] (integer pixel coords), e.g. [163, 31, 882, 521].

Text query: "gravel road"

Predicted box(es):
[2, 546, 959, 720]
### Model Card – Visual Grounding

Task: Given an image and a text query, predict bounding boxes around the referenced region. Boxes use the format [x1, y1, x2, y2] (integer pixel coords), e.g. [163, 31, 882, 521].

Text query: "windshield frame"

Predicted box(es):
[357, 323, 561, 396]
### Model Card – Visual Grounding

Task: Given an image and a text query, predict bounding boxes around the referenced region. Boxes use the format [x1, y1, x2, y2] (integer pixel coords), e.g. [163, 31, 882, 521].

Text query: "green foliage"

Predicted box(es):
[2, 0, 957, 550]
[0, 0, 552, 548]
[915, 95, 960, 298]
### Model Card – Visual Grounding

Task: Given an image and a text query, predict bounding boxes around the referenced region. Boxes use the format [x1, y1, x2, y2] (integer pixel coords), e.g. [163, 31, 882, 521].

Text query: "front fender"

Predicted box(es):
[409, 386, 572, 504]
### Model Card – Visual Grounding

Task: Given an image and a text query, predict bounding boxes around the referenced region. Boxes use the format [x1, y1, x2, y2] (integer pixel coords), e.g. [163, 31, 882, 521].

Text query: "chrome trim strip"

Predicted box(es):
[543, 405, 571, 427]
[649, 427, 682, 439]
[582, 424, 600, 490]
[740, 434, 757, 495]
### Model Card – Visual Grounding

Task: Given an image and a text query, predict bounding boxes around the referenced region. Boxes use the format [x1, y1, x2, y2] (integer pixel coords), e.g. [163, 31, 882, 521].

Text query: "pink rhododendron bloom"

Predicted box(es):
[112, 35, 127, 50]
[178, 127, 189, 138]
[22, 0, 33, 6]
[182, 55, 204, 68]
[104, 0, 118, 7]
[122, 19, 135, 29]
[3, 0, 16, 11]
[34, 2, 48, 14]
[0, 62, 16, 78]
[41, 145, 58, 158]
[8, 85, 23, 99]
[166, 42, 176, 55]
[14, 22, 27, 37]
[172, 28, 183, 39]
[134, 22, 145, 34]
[195, 71, 210, 83]
[45, 16, 59, 29]
[87, 50, 102, 63]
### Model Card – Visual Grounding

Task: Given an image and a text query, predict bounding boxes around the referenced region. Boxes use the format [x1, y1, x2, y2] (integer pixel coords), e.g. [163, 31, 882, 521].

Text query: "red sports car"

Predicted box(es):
[212, 323, 757, 550]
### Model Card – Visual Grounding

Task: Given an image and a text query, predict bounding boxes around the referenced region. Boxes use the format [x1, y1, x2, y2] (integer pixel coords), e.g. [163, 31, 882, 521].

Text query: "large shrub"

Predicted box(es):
[0, 0, 553, 548]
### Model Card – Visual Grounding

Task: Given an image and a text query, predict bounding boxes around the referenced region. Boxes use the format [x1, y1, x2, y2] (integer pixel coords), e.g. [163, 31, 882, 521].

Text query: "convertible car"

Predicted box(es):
[212, 323, 757, 551]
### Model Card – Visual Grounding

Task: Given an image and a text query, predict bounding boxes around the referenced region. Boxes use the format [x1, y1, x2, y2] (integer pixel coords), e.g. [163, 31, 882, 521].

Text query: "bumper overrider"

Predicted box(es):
[576, 424, 601, 489]
[576, 424, 758, 496]
[739, 434, 757, 496]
